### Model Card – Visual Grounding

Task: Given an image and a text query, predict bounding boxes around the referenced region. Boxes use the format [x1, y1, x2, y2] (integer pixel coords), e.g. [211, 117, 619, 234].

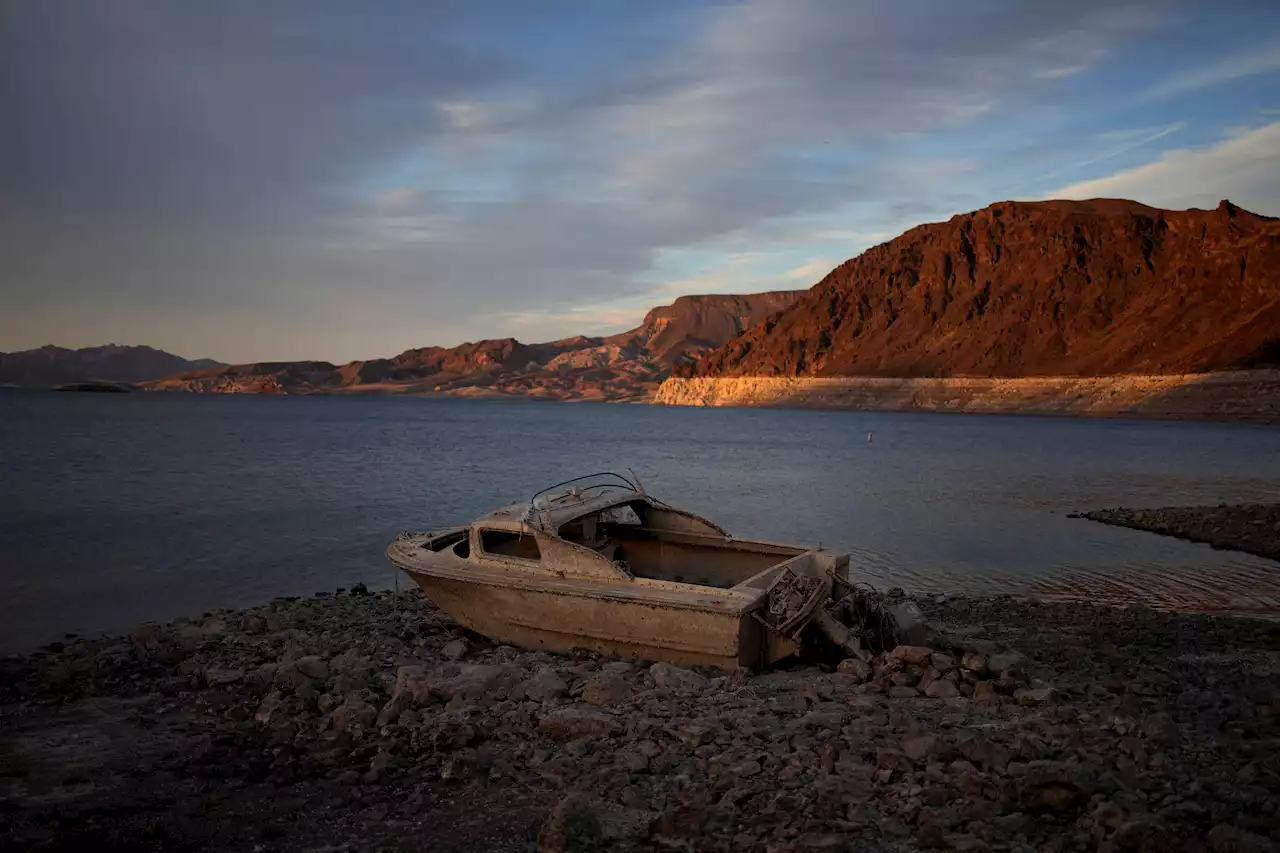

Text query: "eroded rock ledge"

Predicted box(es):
[2, 590, 1278, 852]
[653, 370, 1280, 421]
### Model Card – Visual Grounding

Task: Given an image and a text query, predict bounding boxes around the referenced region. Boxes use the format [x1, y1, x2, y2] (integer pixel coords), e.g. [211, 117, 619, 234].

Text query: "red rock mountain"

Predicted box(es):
[0, 344, 221, 387]
[144, 291, 803, 399]
[684, 199, 1280, 379]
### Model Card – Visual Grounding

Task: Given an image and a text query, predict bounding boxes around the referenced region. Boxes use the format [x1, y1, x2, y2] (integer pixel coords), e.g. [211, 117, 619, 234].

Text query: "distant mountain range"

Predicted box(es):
[682, 199, 1280, 379]
[142, 292, 804, 400]
[0, 344, 222, 387]
[14, 198, 1279, 406]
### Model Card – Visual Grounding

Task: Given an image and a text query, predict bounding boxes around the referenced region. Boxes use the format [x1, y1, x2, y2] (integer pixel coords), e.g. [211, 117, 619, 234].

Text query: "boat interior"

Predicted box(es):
[558, 500, 805, 588]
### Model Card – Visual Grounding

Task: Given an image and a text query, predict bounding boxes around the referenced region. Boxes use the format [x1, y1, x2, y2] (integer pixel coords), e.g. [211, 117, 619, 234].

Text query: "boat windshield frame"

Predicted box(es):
[530, 472, 642, 507]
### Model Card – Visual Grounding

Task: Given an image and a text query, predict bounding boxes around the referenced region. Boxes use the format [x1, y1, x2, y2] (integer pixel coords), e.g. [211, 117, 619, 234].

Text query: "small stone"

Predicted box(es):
[581, 673, 633, 707]
[925, 679, 959, 699]
[1111, 820, 1172, 852]
[538, 795, 602, 853]
[916, 823, 947, 849]
[538, 707, 617, 740]
[649, 662, 709, 691]
[391, 665, 433, 706]
[960, 652, 988, 674]
[876, 748, 912, 772]
[836, 658, 874, 682]
[525, 668, 569, 702]
[987, 650, 1025, 674]
[929, 652, 956, 673]
[294, 655, 330, 682]
[1092, 801, 1125, 831]
[971, 681, 999, 702]
[902, 734, 937, 762]
[888, 685, 920, 699]
[332, 695, 377, 732]
[889, 645, 933, 666]
[1014, 687, 1056, 706]
[730, 759, 762, 778]
[254, 690, 286, 724]
[441, 638, 470, 661]
[205, 667, 244, 686]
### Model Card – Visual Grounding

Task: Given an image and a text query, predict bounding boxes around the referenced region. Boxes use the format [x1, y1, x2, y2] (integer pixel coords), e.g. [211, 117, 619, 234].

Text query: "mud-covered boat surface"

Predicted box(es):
[2, 589, 1278, 852]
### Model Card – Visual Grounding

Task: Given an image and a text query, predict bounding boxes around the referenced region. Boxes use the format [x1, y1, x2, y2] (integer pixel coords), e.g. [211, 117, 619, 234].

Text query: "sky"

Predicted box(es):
[2, 1, 1279, 364]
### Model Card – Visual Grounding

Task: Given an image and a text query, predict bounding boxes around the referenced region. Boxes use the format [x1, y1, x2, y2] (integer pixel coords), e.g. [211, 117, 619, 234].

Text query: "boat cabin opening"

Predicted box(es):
[557, 499, 804, 588]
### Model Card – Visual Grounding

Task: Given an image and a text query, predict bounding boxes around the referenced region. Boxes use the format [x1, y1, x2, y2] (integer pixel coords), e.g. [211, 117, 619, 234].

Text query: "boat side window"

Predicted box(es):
[479, 529, 541, 561]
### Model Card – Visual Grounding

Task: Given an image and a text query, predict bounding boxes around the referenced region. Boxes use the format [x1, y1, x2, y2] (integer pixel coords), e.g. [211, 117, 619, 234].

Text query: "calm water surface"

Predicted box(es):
[2, 390, 1279, 652]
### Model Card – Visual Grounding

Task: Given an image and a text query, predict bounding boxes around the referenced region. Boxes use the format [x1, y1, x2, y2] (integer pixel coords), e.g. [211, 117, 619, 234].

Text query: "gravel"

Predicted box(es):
[1, 589, 1278, 852]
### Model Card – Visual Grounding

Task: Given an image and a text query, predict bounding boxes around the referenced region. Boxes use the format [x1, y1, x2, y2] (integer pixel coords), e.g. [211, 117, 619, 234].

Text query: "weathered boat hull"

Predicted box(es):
[404, 570, 763, 670]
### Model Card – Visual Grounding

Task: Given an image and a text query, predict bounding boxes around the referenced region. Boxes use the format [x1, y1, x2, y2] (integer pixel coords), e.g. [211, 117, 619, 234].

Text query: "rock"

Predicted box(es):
[538, 796, 602, 853]
[205, 666, 244, 686]
[1111, 820, 1172, 852]
[876, 748, 912, 773]
[1142, 712, 1179, 745]
[1014, 687, 1056, 706]
[433, 664, 523, 700]
[254, 690, 286, 724]
[729, 759, 762, 778]
[888, 685, 920, 699]
[902, 734, 937, 762]
[332, 695, 377, 732]
[925, 679, 959, 699]
[955, 733, 1009, 773]
[960, 652, 988, 674]
[929, 652, 956, 673]
[538, 707, 618, 741]
[987, 650, 1025, 674]
[294, 655, 330, 682]
[441, 638, 469, 661]
[889, 645, 933, 666]
[916, 823, 947, 849]
[1018, 761, 1090, 816]
[649, 662, 709, 691]
[1207, 824, 1276, 853]
[971, 681, 999, 702]
[525, 667, 569, 702]
[391, 665, 433, 706]
[581, 674, 633, 707]
[1092, 801, 1125, 831]
[836, 658, 874, 682]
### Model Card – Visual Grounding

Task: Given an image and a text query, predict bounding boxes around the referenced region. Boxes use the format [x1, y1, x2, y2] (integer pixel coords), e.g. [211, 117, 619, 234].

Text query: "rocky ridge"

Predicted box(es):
[685, 199, 1280, 380]
[2, 590, 1278, 852]
[0, 344, 222, 387]
[142, 292, 802, 401]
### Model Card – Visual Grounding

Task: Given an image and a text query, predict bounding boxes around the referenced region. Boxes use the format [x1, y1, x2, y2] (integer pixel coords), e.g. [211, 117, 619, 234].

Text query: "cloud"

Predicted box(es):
[784, 259, 840, 283]
[1045, 122, 1280, 214]
[0, 0, 1249, 362]
[1147, 39, 1280, 100]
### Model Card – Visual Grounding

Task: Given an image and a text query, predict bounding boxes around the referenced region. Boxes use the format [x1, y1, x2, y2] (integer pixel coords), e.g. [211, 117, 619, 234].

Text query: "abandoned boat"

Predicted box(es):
[386, 472, 850, 671]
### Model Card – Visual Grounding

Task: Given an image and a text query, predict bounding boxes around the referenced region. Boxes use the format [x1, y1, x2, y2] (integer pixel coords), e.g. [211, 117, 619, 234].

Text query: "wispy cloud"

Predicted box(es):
[1038, 122, 1186, 181]
[1046, 122, 1280, 212]
[1146, 39, 1280, 100]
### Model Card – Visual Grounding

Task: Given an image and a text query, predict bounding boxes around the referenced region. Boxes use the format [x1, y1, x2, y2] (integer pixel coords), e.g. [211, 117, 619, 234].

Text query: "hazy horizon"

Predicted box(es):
[4, 1, 1279, 364]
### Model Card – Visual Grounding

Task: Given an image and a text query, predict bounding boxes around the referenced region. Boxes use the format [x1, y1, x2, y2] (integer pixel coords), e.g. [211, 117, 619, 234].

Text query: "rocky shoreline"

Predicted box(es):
[2, 590, 1279, 853]
[653, 372, 1280, 423]
[1074, 504, 1280, 564]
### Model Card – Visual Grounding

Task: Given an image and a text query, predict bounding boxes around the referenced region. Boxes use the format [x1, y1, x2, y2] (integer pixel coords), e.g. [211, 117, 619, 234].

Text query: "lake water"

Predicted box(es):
[2, 390, 1279, 652]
